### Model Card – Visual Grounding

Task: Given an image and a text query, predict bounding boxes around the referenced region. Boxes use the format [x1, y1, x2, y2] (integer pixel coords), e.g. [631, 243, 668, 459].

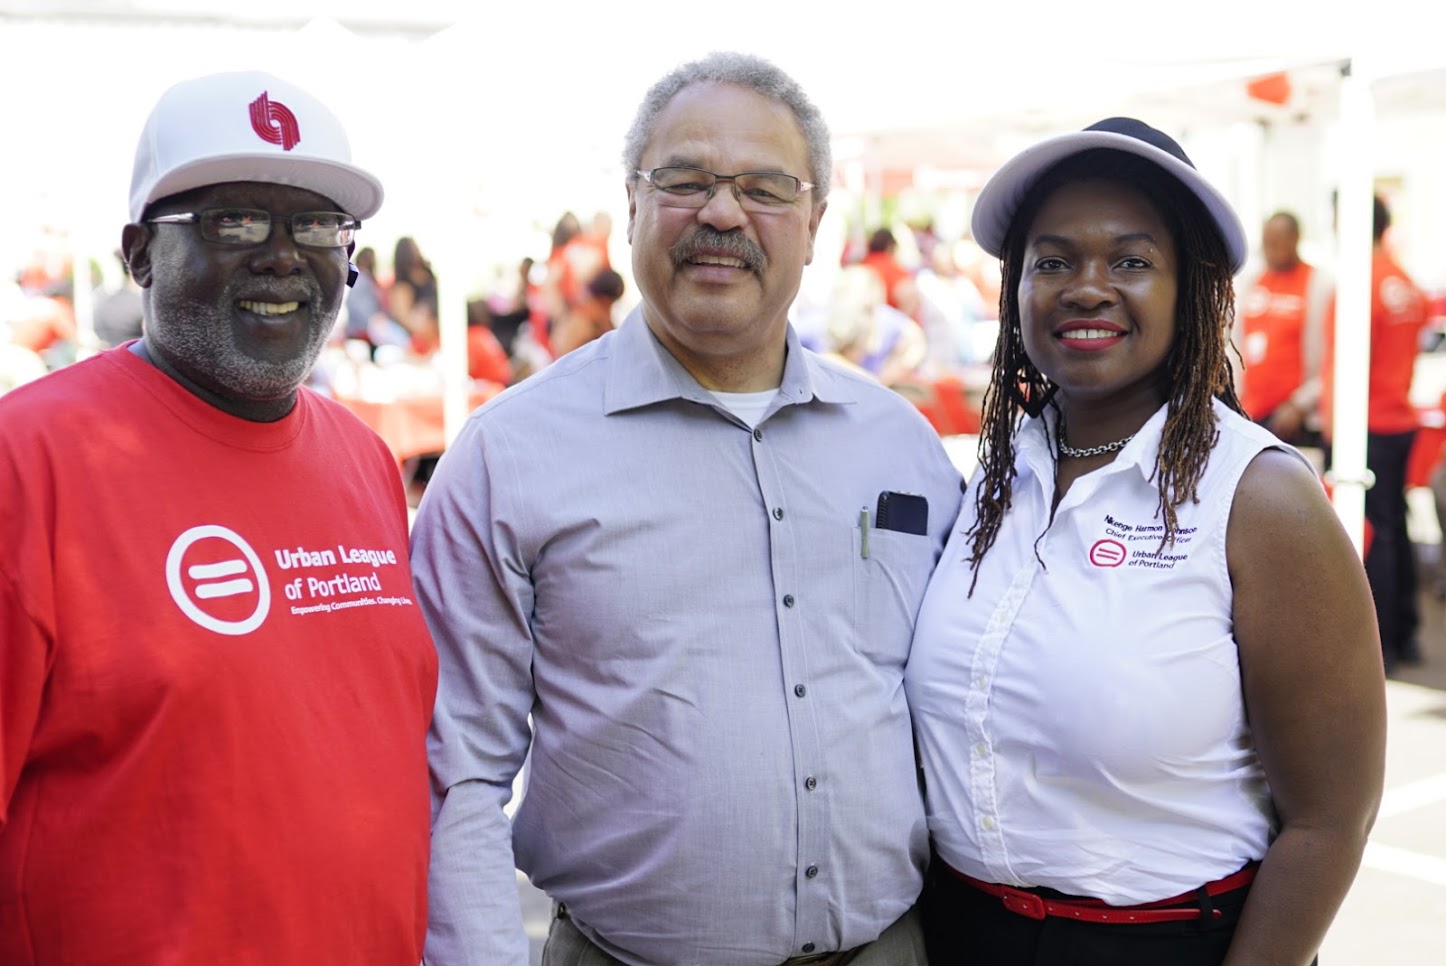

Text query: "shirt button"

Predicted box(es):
[773, 507, 785, 521]
[794, 684, 807, 698]
[753, 428, 764, 441]
[981, 816, 996, 830]
[783, 594, 795, 608]
[802, 943, 816, 954]
[805, 865, 819, 878]
[804, 776, 817, 791]
[974, 743, 987, 757]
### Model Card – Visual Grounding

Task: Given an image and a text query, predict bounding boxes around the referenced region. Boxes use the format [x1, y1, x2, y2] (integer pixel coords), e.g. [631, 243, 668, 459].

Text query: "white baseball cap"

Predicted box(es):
[970, 117, 1247, 273]
[129, 70, 383, 223]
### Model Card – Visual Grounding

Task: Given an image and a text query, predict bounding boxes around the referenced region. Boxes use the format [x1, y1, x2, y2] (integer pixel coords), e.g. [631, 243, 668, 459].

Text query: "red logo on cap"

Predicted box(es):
[249, 91, 300, 151]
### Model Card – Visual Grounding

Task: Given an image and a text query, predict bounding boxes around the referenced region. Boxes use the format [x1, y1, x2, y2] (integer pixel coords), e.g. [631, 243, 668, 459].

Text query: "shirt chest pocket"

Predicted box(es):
[852, 526, 938, 667]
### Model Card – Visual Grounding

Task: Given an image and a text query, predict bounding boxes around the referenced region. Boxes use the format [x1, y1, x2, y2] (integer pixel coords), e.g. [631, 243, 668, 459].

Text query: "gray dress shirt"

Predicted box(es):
[414, 308, 963, 966]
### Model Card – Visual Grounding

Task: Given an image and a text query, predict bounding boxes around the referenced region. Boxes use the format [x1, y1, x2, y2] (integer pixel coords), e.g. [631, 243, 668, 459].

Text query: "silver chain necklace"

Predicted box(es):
[1057, 426, 1134, 458]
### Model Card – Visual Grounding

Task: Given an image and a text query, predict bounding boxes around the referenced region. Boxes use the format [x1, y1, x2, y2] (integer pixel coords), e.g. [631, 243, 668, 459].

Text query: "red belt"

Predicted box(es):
[948, 862, 1258, 925]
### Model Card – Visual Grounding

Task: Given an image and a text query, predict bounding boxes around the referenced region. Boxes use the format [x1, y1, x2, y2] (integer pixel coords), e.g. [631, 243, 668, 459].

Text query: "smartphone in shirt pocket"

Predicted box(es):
[852, 490, 933, 666]
[876, 490, 928, 536]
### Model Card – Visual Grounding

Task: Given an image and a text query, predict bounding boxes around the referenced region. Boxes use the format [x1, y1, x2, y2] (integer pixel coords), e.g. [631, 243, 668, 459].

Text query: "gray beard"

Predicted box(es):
[144, 249, 335, 403]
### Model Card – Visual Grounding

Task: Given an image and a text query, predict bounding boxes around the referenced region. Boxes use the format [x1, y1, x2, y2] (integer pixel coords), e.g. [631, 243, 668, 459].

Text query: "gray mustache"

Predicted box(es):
[671, 229, 766, 273]
[230, 277, 323, 305]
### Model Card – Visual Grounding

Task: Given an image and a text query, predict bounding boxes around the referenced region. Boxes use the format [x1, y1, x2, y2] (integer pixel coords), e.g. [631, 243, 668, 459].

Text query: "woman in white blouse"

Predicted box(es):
[905, 118, 1386, 965]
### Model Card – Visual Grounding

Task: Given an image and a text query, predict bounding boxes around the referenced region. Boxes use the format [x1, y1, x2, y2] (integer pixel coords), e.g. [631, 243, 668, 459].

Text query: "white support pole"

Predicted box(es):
[1330, 60, 1376, 556]
[435, 255, 472, 453]
[68, 238, 98, 360]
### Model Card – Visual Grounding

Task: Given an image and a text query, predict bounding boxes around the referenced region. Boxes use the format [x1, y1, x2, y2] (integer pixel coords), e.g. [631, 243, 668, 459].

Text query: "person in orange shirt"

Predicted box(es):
[549, 267, 625, 357]
[1235, 211, 1332, 446]
[860, 227, 922, 320]
[540, 210, 614, 350]
[1322, 195, 1430, 669]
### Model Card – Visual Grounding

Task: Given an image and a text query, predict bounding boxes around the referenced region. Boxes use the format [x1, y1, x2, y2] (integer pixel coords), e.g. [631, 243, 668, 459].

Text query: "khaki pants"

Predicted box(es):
[542, 903, 926, 966]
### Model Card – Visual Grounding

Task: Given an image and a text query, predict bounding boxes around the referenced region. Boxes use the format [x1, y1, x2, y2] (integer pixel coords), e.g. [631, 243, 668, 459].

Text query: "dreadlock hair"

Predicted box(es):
[965, 149, 1245, 587]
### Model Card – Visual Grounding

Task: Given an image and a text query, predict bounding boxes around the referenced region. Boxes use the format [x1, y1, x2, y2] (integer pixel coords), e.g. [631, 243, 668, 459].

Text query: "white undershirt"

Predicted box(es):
[707, 388, 780, 429]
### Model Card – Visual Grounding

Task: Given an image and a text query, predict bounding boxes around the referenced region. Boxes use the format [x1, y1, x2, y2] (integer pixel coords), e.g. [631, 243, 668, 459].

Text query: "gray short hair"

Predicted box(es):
[623, 51, 831, 204]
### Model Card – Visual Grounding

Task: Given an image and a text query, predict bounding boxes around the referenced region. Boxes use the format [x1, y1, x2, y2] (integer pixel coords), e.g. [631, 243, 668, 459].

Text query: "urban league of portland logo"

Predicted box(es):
[166, 525, 271, 635]
[1088, 538, 1128, 568]
[249, 91, 300, 150]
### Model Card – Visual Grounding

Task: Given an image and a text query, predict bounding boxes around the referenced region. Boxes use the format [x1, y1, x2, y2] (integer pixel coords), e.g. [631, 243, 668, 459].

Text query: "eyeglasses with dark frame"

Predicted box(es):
[637, 166, 815, 211]
[145, 208, 359, 249]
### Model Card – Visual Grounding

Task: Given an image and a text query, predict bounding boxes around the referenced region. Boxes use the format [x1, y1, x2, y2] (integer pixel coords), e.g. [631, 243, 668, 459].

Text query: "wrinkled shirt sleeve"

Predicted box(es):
[412, 418, 535, 966]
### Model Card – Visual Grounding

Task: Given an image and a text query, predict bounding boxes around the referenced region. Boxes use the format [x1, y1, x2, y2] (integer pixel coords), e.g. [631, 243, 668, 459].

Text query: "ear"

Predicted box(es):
[803, 199, 827, 267]
[121, 223, 155, 288]
[626, 184, 637, 245]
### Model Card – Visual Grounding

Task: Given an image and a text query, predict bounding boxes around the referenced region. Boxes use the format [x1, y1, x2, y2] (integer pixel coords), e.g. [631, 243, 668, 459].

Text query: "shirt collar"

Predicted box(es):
[603, 305, 857, 416]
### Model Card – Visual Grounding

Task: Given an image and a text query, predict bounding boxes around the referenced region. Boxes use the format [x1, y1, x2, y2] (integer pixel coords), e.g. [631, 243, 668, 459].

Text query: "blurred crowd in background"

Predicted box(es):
[0, 207, 1008, 427]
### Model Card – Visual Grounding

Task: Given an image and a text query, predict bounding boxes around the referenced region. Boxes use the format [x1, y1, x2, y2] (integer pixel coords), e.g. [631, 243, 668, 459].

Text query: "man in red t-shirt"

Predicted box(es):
[1322, 195, 1430, 669]
[1235, 211, 1332, 446]
[0, 71, 437, 964]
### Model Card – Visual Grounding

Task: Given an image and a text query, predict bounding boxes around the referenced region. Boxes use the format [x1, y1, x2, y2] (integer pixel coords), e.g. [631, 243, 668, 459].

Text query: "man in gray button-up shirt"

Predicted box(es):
[413, 51, 963, 966]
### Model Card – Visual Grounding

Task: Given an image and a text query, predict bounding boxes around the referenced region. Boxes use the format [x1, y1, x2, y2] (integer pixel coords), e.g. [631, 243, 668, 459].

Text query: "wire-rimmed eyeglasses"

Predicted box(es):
[636, 166, 815, 211]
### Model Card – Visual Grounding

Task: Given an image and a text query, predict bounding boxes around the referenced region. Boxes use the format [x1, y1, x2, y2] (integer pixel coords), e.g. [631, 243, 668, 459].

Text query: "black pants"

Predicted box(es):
[920, 862, 1307, 966]
[1362, 430, 1419, 667]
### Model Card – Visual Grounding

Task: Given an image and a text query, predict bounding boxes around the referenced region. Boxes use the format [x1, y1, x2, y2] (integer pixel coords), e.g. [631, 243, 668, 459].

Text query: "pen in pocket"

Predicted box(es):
[859, 506, 870, 560]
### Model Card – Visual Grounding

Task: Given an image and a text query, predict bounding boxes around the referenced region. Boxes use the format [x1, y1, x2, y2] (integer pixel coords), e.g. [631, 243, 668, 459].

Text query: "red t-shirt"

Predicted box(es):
[468, 325, 513, 386]
[1238, 262, 1315, 418]
[0, 348, 437, 964]
[860, 250, 912, 313]
[1322, 249, 1429, 435]
[547, 235, 612, 315]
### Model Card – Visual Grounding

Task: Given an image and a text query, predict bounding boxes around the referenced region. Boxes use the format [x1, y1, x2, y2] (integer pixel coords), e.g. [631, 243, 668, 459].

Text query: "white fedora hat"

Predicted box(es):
[970, 116, 1247, 273]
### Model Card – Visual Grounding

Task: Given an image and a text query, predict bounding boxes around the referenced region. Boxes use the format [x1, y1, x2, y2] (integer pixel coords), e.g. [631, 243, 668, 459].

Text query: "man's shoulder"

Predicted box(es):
[0, 355, 155, 469]
[804, 348, 914, 408]
[302, 385, 373, 421]
[302, 387, 376, 429]
[801, 351, 951, 448]
[472, 337, 614, 425]
[0, 351, 120, 418]
[297, 388, 402, 457]
[1380, 254, 1424, 290]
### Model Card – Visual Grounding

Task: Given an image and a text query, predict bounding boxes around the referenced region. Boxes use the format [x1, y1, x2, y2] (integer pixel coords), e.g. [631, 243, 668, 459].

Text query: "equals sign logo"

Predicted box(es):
[1088, 539, 1127, 568]
[189, 559, 255, 599]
